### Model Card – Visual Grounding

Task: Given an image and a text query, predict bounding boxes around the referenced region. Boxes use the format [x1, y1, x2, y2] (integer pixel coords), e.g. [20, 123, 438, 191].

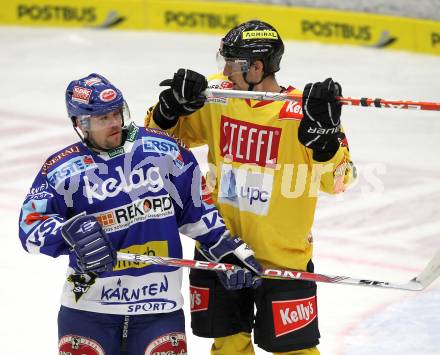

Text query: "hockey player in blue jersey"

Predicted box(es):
[18, 73, 262, 355]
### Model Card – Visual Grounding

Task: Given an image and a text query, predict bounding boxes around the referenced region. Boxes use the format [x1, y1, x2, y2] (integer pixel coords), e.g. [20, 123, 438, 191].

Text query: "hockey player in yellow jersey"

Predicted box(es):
[146, 20, 355, 355]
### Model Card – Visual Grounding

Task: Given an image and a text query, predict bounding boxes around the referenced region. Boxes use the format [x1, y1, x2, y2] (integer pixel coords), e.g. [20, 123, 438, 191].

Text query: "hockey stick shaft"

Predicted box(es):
[116, 251, 440, 291]
[204, 88, 440, 111]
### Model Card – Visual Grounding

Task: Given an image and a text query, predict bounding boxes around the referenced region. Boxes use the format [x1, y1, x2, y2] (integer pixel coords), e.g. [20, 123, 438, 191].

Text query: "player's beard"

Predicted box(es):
[88, 128, 122, 151]
[106, 130, 122, 149]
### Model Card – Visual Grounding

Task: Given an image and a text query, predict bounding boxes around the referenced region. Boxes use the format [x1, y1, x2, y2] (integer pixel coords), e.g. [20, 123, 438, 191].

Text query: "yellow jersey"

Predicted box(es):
[146, 76, 355, 271]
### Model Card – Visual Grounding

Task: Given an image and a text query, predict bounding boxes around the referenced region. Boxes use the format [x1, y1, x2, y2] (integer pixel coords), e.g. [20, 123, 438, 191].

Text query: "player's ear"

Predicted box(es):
[74, 117, 82, 129]
[75, 118, 87, 136]
[251, 60, 264, 74]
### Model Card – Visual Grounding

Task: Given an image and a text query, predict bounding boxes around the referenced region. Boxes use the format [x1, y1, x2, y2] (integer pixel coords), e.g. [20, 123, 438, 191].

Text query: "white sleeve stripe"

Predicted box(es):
[178, 211, 225, 239]
[197, 231, 231, 262]
[181, 69, 187, 99]
[234, 243, 254, 260]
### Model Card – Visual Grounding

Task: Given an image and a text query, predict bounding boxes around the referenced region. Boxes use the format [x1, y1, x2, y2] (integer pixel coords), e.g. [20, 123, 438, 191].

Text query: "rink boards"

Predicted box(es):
[1, 0, 440, 56]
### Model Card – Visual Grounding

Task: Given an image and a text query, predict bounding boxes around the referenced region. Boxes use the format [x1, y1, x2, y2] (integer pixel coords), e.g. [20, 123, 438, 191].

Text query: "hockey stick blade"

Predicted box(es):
[117, 250, 440, 291]
[411, 247, 440, 289]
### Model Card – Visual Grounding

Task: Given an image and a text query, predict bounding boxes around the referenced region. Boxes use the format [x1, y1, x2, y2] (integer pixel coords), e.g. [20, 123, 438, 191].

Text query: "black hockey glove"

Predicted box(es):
[299, 77, 343, 161]
[199, 234, 262, 290]
[153, 68, 207, 129]
[61, 214, 116, 273]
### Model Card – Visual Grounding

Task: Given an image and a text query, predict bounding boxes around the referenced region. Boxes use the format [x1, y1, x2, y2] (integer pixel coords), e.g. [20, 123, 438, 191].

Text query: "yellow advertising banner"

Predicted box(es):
[0, 0, 146, 29]
[146, 1, 440, 55]
[1, 0, 440, 55]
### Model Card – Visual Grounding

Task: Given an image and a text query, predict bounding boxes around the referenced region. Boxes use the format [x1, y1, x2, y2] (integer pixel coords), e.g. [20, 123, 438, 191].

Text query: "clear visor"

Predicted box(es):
[76, 101, 130, 133]
[216, 50, 250, 76]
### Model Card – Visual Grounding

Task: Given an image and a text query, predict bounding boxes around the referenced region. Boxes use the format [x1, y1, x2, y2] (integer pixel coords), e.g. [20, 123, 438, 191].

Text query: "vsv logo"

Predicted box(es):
[84, 166, 164, 204]
[202, 210, 223, 229]
[272, 296, 317, 337]
[26, 217, 64, 253]
[190, 286, 209, 312]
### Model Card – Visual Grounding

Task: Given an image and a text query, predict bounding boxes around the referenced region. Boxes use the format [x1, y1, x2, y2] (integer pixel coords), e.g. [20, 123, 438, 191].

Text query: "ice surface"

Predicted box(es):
[1, 26, 439, 354]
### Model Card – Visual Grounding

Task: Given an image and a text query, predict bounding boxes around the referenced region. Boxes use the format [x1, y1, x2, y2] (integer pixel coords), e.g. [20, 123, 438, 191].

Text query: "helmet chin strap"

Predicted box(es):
[73, 126, 104, 152]
[244, 72, 269, 91]
[84, 137, 108, 153]
[243, 61, 270, 91]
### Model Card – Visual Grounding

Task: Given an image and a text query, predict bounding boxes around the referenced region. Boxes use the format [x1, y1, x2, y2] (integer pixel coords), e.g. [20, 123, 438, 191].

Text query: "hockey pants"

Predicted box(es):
[211, 332, 320, 355]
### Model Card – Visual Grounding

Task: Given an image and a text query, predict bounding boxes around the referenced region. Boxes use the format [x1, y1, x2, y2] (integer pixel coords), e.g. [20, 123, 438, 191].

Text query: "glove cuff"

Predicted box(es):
[233, 241, 255, 260]
[198, 236, 231, 262]
[152, 104, 179, 130]
[312, 149, 338, 162]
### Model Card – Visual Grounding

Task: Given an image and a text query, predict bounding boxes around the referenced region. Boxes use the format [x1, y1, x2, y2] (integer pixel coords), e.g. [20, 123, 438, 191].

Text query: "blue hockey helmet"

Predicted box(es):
[65, 73, 127, 125]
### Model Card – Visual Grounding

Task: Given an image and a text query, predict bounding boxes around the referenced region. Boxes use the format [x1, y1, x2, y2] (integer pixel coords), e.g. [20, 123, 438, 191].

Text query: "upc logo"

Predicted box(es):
[239, 186, 269, 205]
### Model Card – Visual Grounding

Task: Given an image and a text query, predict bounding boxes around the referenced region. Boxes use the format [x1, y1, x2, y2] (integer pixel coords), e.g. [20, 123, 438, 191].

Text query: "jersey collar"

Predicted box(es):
[244, 86, 295, 108]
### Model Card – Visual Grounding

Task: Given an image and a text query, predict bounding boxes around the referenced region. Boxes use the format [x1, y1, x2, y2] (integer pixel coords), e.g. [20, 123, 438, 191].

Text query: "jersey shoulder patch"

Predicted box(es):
[41, 143, 83, 176]
[207, 78, 233, 90]
[141, 128, 187, 169]
[278, 87, 303, 121]
[206, 74, 233, 104]
[143, 127, 189, 151]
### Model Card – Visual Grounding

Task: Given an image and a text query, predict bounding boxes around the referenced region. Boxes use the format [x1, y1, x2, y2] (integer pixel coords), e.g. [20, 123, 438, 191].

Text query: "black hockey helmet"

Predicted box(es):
[219, 20, 284, 76]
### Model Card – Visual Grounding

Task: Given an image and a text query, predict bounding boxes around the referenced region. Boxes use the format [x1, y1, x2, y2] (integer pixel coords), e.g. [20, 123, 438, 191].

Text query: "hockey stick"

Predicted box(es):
[204, 88, 440, 111]
[117, 248, 440, 291]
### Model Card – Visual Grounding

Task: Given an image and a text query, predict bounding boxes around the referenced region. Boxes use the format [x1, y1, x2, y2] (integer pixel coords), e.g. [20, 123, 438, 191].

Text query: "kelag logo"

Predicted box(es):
[84, 166, 164, 204]
[164, 11, 239, 29]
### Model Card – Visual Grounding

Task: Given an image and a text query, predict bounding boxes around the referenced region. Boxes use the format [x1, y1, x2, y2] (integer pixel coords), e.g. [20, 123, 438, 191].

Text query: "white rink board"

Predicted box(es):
[1, 27, 440, 354]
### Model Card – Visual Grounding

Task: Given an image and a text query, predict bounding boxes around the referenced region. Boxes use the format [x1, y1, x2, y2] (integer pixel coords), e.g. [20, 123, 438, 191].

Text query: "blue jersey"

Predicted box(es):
[18, 123, 227, 315]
